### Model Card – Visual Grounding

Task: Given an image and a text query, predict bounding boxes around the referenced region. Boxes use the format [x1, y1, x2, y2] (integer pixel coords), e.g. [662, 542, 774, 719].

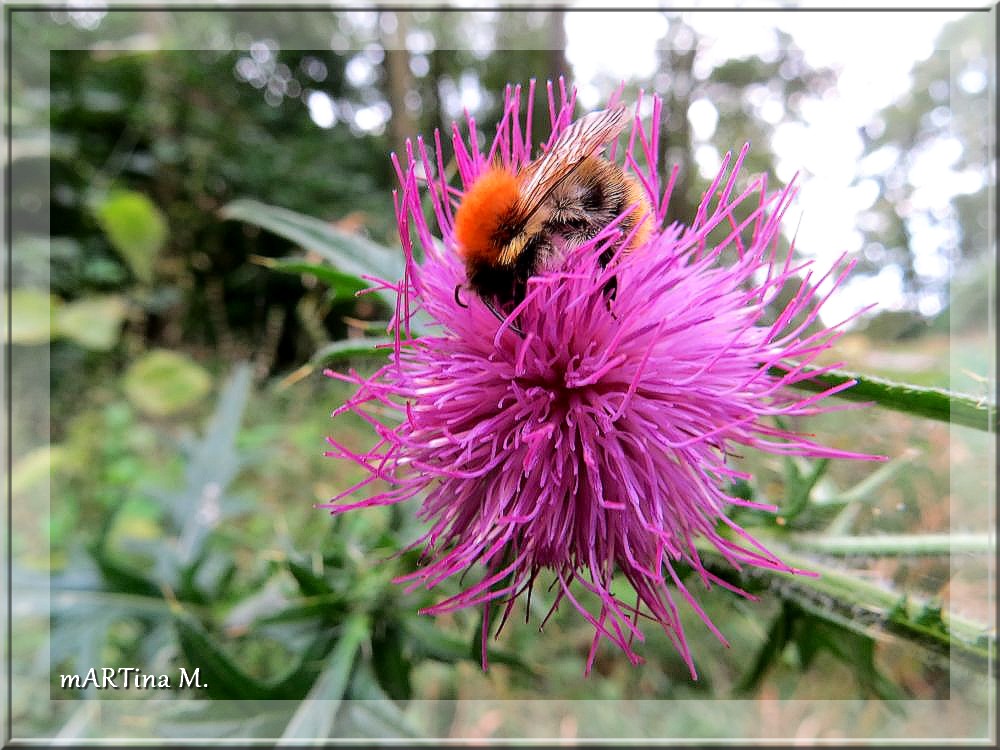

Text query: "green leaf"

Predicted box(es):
[221, 198, 402, 306]
[793, 605, 909, 701]
[11, 444, 72, 494]
[252, 594, 349, 627]
[776, 365, 995, 431]
[403, 618, 472, 664]
[779, 457, 829, 522]
[7, 288, 57, 344]
[221, 580, 292, 633]
[90, 543, 163, 599]
[735, 602, 794, 695]
[169, 363, 253, 570]
[94, 190, 168, 283]
[123, 349, 212, 417]
[274, 336, 394, 387]
[266, 630, 343, 702]
[737, 600, 907, 700]
[404, 617, 531, 672]
[54, 294, 128, 350]
[252, 255, 369, 301]
[311, 336, 394, 366]
[343, 663, 424, 738]
[819, 450, 920, 534]
[913, 601, 946, 630]
[279, 613, 369, 740]
[371, 621, 413, 701]
[43, 567, 175, 683]
[172, 609, 274, 700]
[831, 450, 919, 507]
[287, 558, 334, 597]
[51, 612, 119, 689]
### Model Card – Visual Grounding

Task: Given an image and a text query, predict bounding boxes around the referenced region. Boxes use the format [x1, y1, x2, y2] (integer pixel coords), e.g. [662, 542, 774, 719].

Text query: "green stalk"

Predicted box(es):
[697, 538, 994, 671]
[773, 365, 995, 432]
[784, 532, 994, 557]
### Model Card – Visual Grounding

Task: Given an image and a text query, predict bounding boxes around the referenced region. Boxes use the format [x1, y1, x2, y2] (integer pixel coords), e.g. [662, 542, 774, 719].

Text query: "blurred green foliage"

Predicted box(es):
[7, 6, 994, 743]
[93, 189, 168, 283]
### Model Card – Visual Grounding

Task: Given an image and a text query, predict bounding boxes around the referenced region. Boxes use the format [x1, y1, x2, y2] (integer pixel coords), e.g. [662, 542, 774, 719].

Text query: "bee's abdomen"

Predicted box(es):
[544, 158, 641, 248]
[621, 175, 652, 250]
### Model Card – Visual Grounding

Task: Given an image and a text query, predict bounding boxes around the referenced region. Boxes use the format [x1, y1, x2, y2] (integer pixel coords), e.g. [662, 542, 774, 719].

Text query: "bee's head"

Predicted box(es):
[454, 166, 522, 268]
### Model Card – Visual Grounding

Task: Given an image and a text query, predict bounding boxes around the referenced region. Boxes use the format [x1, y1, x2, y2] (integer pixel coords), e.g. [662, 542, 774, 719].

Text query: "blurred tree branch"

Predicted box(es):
[382, 10, 418, 159]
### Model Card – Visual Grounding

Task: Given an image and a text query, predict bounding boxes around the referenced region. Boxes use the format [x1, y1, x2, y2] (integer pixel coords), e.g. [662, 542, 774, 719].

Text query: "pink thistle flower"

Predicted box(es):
[321, 80, 878, 677]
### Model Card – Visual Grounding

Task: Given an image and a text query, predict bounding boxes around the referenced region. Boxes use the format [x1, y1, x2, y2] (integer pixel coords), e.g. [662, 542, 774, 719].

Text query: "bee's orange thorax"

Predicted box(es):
[453, 167, 520, 265]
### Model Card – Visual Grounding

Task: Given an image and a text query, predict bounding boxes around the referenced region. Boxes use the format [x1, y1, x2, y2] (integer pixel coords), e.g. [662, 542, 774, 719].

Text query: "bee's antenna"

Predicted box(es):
[454, 284, 469, 308]
[484, 298, 526, 338]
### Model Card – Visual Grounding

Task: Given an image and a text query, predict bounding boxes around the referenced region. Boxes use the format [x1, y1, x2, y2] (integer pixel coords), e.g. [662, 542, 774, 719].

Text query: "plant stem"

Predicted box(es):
[697, 538, 994, 672]
[774, 365, 996, 432]
[784, 532, 994, 557]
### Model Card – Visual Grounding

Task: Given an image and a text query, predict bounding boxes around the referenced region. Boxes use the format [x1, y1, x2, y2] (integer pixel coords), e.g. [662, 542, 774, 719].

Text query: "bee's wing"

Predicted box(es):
[516, 105, 631, 216]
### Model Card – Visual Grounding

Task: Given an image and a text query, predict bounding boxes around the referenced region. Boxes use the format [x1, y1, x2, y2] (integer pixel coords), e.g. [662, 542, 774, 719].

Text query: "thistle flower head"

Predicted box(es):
[322, 80, 874, 676]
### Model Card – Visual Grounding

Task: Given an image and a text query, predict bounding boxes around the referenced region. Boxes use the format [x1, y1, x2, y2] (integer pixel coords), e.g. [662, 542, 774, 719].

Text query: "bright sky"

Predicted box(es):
[566, 9, 971, 325]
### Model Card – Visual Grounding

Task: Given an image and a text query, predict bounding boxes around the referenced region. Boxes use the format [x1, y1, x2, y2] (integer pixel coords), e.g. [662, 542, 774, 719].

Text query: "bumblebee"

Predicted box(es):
[452, 106, 652, 323]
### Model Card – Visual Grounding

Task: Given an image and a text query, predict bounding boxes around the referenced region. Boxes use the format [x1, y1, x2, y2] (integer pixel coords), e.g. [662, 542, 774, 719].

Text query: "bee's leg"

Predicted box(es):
[484, 297, 526, 338]
[596, 247, 619, 309]
[602, 274, 619, 303]
[454, 284, 469, 308]
[483, 297, 505, 323]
